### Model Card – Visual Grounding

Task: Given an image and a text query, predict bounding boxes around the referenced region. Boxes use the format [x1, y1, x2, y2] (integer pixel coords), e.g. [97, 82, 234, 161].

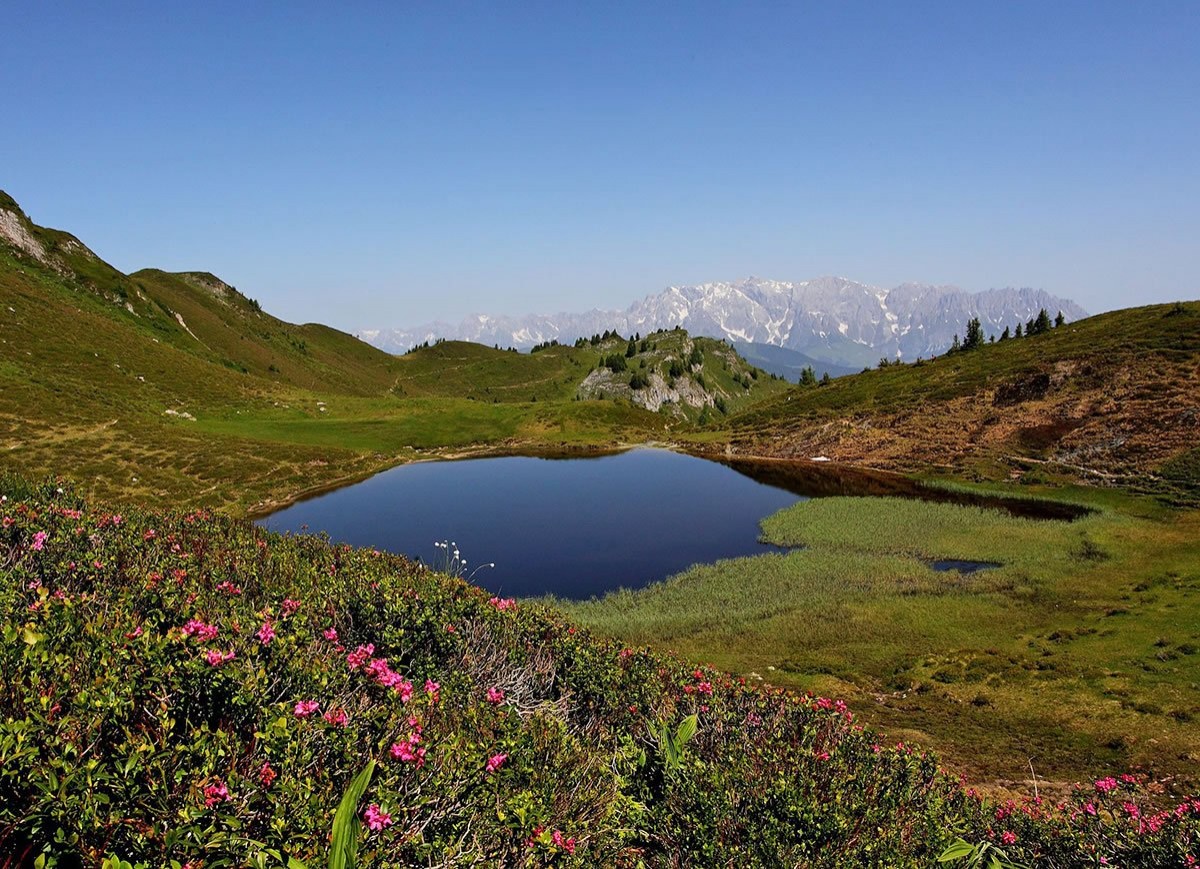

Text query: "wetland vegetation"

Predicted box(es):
[565, 491, 1200, 795]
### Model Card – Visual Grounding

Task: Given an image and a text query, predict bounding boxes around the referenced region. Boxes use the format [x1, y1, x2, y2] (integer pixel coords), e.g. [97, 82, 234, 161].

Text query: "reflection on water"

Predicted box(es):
[719, 457, 1089, 521]
[259, 448, 1080, 600]
[260, 448, 800, 600]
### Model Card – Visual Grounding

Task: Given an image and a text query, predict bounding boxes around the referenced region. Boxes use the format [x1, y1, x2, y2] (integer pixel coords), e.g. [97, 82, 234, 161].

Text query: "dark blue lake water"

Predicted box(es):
[258, 448, 802, 599]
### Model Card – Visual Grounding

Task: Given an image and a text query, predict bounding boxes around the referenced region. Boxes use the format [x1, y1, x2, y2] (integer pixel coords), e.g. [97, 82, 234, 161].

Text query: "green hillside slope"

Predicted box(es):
[0, 192, 785, 513]
[130, 268, 403, 395]
[714, 302, 1200, 499]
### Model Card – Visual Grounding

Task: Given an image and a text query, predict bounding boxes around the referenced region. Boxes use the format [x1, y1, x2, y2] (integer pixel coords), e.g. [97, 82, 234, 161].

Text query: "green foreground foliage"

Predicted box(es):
[4, 481, 1199, 866]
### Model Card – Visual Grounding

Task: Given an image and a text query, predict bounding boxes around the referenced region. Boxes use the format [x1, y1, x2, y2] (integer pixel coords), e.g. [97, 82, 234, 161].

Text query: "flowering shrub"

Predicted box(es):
[0, 479, 1197, 867]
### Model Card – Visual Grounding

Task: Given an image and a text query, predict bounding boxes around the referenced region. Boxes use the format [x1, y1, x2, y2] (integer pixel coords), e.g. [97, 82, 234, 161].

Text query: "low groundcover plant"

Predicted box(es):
[0, 478, 1197, 867]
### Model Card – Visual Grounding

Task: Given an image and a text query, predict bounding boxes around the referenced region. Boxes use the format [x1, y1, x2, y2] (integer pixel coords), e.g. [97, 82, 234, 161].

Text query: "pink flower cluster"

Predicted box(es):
[424, 679, 440, 703]
[364, 656, 411, 694]
[390, 717, 426, 767]
[215, 581, 242, 595]
[182, 619, 219, 642]
[364, 803, 392, 831]
[203, 779, 230, 808]
[294, 700, 320, 718]
[281, 598, 301, 616]
[346, 643, 375, 670]
[488, 596, 516, 612]
[259, 762, 277, 788]
[684, 669, 713, 696]
[526, 826, 577, 855]
[813, 695, 853, 722]
[485, 753, 508, 775]
[486, 686, 505, 705]
[551, 830, 576, 854]
[30, 531, 48, 551]
[204, 649, 236, 667]
[257, 620, 276, 645]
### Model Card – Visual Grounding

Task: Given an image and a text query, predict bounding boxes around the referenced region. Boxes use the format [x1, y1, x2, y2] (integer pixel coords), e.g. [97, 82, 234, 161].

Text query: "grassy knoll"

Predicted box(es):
[565, 491, 1200, 796]
[5, 480, 1199, 867]
[711, 301, 1200, 496]
[390, 340, 591, 403]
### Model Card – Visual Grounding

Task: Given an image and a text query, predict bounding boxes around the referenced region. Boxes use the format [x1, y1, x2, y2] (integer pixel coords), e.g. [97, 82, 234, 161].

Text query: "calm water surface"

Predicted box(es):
[259, 448, 802, 599]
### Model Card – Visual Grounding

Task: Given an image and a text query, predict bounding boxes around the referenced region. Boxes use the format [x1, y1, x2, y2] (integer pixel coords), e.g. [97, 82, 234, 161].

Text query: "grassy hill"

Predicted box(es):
[0, 192, 784, 514]
[710, 303, 1200, 500]
[388, 332, 789, 417]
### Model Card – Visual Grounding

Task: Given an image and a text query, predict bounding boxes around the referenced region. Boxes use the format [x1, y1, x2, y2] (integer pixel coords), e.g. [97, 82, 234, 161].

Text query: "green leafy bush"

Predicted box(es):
[1, 480, 1197, 867]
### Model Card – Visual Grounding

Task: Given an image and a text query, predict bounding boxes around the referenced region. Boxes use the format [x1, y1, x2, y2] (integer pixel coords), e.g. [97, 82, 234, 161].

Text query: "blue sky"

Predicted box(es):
[6, 1, 1198, 329]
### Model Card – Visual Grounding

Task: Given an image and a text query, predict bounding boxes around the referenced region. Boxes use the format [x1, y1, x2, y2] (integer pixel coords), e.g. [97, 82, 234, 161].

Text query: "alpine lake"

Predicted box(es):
[258, 447, 1080, 600]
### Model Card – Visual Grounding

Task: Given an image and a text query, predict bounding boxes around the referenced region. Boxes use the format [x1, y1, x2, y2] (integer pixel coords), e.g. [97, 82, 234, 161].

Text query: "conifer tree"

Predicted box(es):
[963, 317, 984, 350]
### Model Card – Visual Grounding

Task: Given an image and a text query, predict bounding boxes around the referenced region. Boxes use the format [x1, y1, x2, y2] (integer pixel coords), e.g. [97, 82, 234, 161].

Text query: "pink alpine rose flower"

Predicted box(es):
[182, 619, 219, 642]
[486, 687, 505, 705]
[294, 700, 320, 718]
[203, 780, 230, 808]
[204, 649, 235, 667]
[485, 753, 508, 774]
[346, 643, 375, 670]
[257, 620, 276, 645]
[390, 741, 427, 766]
[552, 830, 577, 854]
[363, 803, 392, 831]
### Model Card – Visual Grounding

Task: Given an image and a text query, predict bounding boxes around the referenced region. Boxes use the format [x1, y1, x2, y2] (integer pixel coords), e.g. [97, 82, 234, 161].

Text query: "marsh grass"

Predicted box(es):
[565, 494, 1200, 793]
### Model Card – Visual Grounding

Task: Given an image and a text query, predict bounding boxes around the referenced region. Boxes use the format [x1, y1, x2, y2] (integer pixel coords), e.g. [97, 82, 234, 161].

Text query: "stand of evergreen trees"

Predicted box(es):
[947, 308, 1066, 354]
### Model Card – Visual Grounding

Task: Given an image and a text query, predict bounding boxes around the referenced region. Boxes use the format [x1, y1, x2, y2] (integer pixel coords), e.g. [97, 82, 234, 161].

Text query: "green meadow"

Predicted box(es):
[0, 200, 783, 514]
[564, 490, 1200, 795]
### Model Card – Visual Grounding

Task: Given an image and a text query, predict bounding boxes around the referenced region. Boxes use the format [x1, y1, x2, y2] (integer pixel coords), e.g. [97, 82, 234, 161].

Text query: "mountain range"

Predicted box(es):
[362, 277, 1087, 371]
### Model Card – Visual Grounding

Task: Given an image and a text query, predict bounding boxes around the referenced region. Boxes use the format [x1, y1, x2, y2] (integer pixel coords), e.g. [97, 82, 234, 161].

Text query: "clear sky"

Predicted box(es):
[6, 1, 1198, 330]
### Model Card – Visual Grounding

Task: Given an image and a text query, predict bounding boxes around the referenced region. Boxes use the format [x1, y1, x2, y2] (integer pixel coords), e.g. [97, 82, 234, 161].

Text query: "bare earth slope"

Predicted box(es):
[715, 304, 1200, 501]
